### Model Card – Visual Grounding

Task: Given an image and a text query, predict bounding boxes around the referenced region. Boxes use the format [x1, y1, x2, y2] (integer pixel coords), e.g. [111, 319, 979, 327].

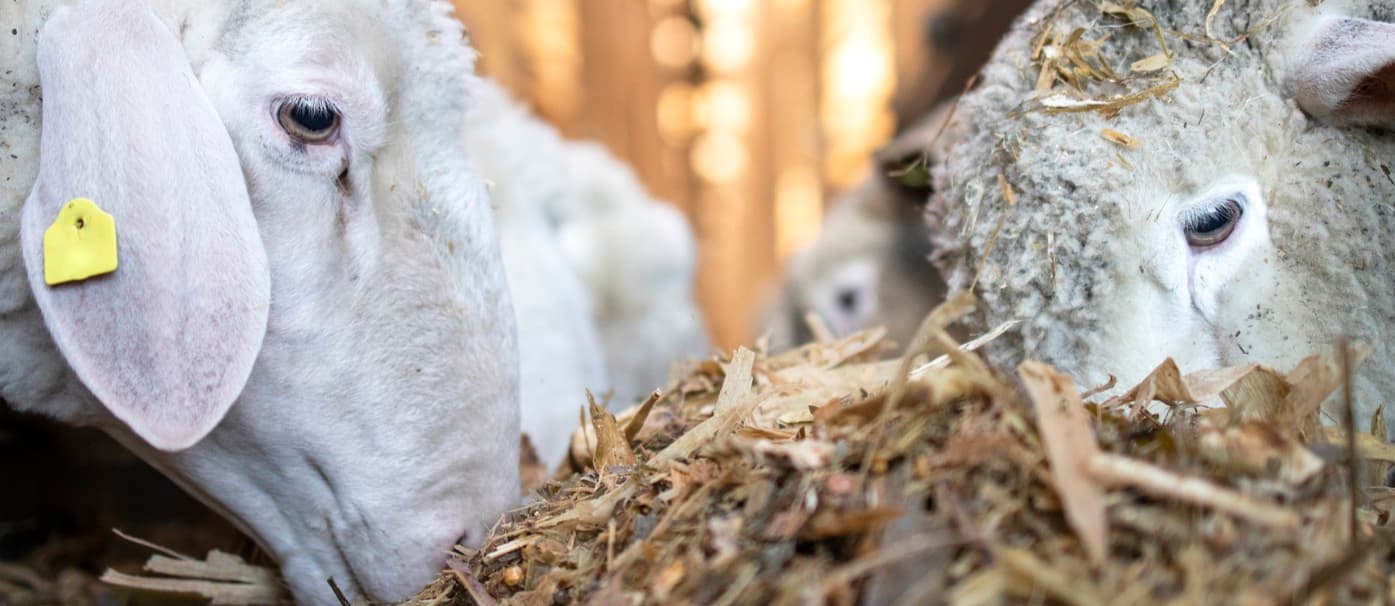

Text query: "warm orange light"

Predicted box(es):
[521, 0, 581, 122]
[651, 16, 700, 69]
[691, 132, 748, 183]
[700, 81, 751, 133]
[818, 0, 895, 188]
[824, 44, 895, 105]
[775, 166, 823, 260]
[701, 17, 755, 73]
[696, 0, 754, 16]
[656, 83, 697, 144]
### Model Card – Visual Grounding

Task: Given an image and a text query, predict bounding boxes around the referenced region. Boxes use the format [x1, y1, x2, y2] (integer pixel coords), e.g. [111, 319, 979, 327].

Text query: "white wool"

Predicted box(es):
[930, 0, 1395, 433]
[464, 80, 610, 467]
[462, 84, 706, 455]
[2, 1, 519, 603]
[560, 142, 709, 407]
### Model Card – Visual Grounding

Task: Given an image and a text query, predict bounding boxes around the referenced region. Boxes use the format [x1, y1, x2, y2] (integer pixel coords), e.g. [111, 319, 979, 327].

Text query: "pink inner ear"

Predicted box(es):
[1287, 16, 1395, 127]
[21, 0, 270, 452]
[1343, 62, 1395, 119]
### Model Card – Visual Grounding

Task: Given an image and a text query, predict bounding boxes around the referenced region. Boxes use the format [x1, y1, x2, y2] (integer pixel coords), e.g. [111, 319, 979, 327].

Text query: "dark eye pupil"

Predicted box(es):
[292, 103, 337, 132]
[837, 289, 859, 311]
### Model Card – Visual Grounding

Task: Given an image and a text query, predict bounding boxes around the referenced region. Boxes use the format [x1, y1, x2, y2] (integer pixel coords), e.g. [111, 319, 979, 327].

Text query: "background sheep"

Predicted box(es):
[930, 0, 1395, 432]
[764, 108, 954, 352]
[465, 82, 707, 462]
[1, 1, 518, 603]
[465, 81, 610, 468]
[560, 143, 710, 408]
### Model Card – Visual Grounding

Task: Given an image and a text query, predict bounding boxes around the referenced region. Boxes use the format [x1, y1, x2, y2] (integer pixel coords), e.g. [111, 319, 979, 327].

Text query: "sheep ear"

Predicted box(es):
[878, 151, 935, 203]
[875, 98, 962, 205]
[876, 131, 935, 203]
[1286, 16, 1395, 127]
[19, 0, 270, 452]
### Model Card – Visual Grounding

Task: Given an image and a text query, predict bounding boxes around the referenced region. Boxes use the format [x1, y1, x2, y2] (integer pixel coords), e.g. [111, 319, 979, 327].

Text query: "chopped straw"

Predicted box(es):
[51, 310, 1395, 606]
[389, 306, 1393, 605]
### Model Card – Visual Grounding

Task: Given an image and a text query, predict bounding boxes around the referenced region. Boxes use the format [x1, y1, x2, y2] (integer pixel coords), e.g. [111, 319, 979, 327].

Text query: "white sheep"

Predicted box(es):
[765, 110, 952, 352]
[462, 83, 706, 458]
[930, 0, 1395, 432]
[1, 1, 519, 603]
[559, 142, 709, 408]
[463, 80, 611, 468]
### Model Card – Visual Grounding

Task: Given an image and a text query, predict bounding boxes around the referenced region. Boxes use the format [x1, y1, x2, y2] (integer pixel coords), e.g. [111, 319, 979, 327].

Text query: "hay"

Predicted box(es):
[399, 296, 1395, 605]
[10, 297, 1395, 605]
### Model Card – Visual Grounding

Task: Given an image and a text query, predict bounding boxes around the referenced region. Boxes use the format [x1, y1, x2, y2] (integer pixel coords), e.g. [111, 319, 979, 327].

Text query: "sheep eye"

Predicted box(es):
[277, 98, 341, 144]
[836, 288, 860, 312]
[1183, 198, 1243, 248]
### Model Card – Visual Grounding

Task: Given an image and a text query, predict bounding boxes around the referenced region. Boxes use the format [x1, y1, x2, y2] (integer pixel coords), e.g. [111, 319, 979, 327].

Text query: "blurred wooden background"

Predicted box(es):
[450, 0, 1030, 349]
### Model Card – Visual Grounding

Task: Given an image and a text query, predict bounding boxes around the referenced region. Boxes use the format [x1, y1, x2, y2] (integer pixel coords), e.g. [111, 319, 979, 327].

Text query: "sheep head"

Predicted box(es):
[771, 106, 955, 351]
[931, 0, 1395, 428]
[5, 0, 518, 602]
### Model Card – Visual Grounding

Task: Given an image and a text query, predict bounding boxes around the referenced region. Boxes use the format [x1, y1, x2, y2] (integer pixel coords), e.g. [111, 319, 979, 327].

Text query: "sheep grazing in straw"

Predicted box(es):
[929, 0, 1395, 433]
[2, 1, 519, 602]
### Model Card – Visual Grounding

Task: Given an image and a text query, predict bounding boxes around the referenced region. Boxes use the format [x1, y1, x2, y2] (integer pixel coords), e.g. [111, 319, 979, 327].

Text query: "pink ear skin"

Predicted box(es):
[20, 0, 270, 451]
[1287, 16, 1395, 128]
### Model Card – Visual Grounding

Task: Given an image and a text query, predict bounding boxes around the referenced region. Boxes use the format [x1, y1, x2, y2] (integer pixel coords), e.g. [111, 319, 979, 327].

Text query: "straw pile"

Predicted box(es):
[397, 292, 1395, 606]
[10, 292, 1395, 604]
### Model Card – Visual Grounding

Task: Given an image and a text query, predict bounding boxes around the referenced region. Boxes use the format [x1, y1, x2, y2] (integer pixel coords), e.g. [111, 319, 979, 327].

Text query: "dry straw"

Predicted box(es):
[23, 292, 1395, 605]
[387, 294, 1395, 605]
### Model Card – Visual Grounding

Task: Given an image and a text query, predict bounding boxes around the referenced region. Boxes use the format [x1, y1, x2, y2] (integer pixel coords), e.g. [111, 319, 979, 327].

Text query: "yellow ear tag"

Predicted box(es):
[43, 198, 119, 286]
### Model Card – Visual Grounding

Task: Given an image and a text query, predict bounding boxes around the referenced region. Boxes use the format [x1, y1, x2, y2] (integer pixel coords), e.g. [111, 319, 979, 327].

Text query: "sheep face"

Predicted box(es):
[932, 0, 1395, 428]
[9, 0, 518, 603]
[773, 162, 946, 351]
[800, 256, 882, 339]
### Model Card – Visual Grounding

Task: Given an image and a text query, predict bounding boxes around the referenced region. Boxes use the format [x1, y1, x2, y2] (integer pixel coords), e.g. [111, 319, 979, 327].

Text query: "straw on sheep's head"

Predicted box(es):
[931, 0, 1395, 431]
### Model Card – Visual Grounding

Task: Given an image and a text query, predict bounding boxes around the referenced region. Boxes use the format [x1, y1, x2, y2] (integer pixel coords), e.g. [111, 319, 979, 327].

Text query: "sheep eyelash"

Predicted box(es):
[1178, 195, 1245, 232]
[273, 95, 345, 135]
[279, 95, 341, 117]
